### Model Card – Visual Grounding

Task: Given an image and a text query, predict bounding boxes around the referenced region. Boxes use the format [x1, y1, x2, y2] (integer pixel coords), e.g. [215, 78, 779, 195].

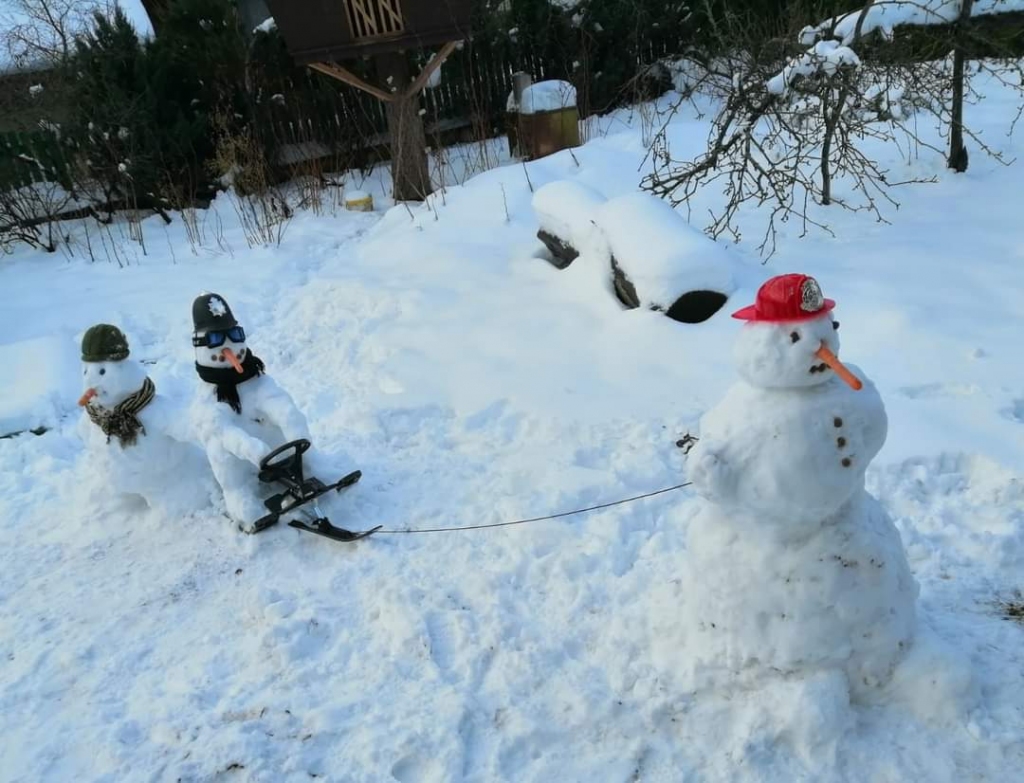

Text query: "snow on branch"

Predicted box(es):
[799, 0, 1024, 47]
[767, 40, 861, 96]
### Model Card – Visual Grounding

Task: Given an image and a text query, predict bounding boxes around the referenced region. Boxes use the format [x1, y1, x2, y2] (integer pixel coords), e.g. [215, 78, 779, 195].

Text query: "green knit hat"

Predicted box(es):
[81, 324, 130, 362]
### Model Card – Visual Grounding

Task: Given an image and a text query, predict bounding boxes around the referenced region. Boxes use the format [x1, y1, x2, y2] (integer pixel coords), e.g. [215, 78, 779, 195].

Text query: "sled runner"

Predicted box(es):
[250, 439, 381, 542]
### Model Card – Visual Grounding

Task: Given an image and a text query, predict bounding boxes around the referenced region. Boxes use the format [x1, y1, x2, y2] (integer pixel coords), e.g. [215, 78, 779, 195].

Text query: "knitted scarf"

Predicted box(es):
[195, 351, 265, 414]
[86, 376, 156, 447]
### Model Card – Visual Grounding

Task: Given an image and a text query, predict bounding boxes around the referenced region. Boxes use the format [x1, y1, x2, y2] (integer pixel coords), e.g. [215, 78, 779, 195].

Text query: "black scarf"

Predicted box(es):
[195, 351, 265, 414]
[86, 376, 156, 447]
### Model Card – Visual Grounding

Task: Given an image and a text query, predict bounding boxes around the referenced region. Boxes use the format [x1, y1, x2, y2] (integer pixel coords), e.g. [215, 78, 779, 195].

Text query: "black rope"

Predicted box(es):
[375, 482, 692, 534]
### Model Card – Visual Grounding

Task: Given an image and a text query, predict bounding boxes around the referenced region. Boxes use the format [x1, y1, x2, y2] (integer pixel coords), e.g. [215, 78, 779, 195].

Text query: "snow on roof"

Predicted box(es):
[508, 80, 578, 114]
[592, 192, 737, 307]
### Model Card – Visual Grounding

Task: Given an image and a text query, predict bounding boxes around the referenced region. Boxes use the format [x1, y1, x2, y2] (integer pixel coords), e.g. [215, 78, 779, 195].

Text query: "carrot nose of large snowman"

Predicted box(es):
[222, 347, 244, 374]
[78, 387, 98, 406]
[815, 342, 862, 391]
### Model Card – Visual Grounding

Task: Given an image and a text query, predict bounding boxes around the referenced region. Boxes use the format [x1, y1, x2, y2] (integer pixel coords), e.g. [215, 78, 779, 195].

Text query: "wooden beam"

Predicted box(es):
[404, 40, 459, 99]
[307, 61, 396, 103]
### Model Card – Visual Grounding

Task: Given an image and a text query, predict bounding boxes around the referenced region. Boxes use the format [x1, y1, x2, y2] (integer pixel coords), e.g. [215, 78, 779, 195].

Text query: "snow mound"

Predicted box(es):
[0, 335, 79, 436]
[509, 80, 578, 114]
[592, 192, 737, 309]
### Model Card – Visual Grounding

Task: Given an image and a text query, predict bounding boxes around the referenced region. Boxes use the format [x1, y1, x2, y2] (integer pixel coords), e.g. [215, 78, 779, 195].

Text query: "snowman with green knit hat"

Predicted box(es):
[77, 323, 214, 516]
[187, 292, 368, 539]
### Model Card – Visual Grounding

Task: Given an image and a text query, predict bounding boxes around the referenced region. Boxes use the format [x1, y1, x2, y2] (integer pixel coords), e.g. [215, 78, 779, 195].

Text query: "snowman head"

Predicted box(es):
[731, 274, 859, 390]
[191, 293, 248, 373]
[78, 324, 147, 408]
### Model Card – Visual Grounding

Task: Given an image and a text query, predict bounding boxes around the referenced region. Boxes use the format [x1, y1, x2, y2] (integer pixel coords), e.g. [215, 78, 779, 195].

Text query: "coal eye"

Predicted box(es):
[832, 320, 840, 330]
[99, 368, 106, 375]
[790, 331, 801, 343]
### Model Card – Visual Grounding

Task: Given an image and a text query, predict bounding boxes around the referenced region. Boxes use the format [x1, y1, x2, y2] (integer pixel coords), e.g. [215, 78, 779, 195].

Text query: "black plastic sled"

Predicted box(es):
[249, 439, 381, 542]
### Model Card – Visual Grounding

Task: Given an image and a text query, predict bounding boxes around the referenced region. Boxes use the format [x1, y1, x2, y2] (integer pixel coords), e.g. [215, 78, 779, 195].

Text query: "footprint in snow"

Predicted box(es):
[897, 383, 979, 400]
[391, 753, 444, 782]
[424, 611, 459, 679]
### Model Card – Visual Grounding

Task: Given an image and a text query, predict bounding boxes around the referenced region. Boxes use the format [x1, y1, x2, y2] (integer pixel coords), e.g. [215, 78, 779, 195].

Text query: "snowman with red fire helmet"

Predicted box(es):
[658, 274, 919, 701]
[689, 274, 888, 533]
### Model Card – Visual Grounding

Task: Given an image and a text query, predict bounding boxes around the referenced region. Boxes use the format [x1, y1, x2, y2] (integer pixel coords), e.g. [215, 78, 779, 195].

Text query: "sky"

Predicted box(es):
[0, 0, 154, 71]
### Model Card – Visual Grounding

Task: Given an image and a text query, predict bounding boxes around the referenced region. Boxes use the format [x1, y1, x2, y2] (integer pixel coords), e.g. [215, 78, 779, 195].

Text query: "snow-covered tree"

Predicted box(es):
[643, 0, 1024, 255]
[0, 0, 108, 68]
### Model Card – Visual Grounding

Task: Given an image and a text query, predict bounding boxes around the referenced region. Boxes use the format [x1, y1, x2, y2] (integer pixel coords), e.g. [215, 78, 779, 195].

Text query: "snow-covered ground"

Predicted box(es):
[2, 73, 1023, 782]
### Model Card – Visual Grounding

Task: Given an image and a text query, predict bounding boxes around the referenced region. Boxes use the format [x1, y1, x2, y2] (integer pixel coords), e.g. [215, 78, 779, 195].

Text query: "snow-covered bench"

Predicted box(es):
[531, 183, 738, 323]
[531, 180, 608, 269]
[593, 192, 737, 323]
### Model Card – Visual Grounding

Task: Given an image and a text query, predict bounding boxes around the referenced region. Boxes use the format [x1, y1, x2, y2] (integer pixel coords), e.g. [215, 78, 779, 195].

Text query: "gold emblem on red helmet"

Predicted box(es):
[800, 277, 824, 312]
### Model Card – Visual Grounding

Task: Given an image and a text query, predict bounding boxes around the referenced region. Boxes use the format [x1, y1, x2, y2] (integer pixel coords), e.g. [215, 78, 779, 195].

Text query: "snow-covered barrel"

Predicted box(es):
[531, 180, 608, 269]
[507, 79, 581, 161]
[592, 192, 737, 324]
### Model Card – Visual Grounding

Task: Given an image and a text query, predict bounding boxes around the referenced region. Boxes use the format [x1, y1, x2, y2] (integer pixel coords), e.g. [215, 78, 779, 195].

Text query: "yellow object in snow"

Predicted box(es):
[345, 193, 374, 212]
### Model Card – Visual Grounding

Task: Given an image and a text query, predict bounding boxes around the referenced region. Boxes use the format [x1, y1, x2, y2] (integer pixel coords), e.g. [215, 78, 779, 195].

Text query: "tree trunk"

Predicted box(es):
[375, 52, 432, 202]
[948, 0, 974, 173]
[139, 0, 172, 33]
[821, 1, 874, 206]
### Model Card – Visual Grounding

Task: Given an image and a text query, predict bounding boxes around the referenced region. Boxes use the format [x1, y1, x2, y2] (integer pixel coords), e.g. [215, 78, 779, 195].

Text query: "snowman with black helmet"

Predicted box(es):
[188, 292, 321, 532]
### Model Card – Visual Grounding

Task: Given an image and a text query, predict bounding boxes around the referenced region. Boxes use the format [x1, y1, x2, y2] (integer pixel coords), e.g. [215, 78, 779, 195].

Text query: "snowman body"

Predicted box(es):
[683, 372, 917, 697]
[79, 357, 213, 516]
[689, 369, 887, 540]
[190, 370, 316, 531]
[672, 275, 918, 699]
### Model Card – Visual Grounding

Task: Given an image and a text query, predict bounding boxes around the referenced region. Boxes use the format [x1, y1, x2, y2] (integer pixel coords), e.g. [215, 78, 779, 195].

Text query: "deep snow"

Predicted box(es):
[1, 72, 1024, 782]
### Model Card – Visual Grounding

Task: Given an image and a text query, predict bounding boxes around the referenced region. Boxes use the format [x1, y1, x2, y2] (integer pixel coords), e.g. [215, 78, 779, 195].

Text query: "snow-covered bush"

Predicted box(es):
[642, 0, 1024, 257]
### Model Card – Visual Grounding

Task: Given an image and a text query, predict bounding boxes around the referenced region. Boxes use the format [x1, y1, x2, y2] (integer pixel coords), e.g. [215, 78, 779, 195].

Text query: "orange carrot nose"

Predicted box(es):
[78, 388, 98, 407]
[222, 347, 244, 374]
[815, 342, 863, 391]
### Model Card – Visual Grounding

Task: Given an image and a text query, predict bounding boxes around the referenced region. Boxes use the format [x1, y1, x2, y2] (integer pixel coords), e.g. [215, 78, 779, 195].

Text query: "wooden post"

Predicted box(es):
[374, 50, 432, 202]
[307, 42, 463, 203]
[948, 0, 974, 173]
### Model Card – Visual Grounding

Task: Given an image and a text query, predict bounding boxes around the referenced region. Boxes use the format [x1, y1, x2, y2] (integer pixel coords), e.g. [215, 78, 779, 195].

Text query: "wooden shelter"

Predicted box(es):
[267, 0, 474, 201]
[267, 0, 473, 62]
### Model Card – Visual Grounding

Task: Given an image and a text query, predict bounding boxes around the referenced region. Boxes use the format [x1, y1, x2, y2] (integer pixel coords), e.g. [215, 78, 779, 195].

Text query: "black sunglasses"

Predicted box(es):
[193, 326, 245, 348]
